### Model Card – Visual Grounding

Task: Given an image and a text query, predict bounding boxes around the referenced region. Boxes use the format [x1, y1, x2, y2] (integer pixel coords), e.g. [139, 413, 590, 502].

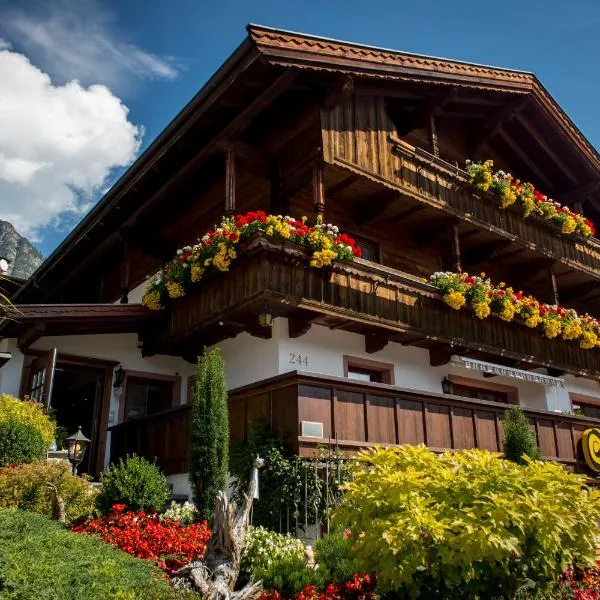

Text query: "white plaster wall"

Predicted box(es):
[0, 339, 25, 397]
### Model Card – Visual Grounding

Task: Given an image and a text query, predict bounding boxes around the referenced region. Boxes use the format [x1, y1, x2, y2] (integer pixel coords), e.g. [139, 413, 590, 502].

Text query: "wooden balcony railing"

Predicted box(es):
[109, 371, 600, 475]
[146, 235, 600, 380]
[321, 103, 600, 279]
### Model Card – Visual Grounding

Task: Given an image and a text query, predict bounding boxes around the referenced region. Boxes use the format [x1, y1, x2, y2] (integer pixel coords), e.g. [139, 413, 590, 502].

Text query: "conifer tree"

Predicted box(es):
[502, 405, 542, 464]
[189, 347, 229, 520]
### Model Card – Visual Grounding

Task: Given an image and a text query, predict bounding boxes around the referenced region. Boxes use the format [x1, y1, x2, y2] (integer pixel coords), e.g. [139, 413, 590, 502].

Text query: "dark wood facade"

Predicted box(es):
[109, 371, 599, 475]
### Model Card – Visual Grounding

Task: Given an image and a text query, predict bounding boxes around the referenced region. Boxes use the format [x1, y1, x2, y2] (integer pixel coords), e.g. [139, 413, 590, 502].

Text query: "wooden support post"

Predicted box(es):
[429, 115, 440, 158]
[225, 148, 236, 216]
[549, 264, 559, 305]
[451, 224, 462, 273]
[120, 241, 130, 304]
[312, 158, 325, 217]
[365, 334, 388, 354]
[288, 314, 313, 339]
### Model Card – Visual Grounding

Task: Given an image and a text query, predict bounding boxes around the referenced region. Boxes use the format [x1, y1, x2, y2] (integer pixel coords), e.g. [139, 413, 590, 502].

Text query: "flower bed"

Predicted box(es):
[465, 160, 596, 238]
[260, 574, 376, 600]
[70, 504, 211, 574]
[430, 271, 600, 349]
[142, 212, 361, 310]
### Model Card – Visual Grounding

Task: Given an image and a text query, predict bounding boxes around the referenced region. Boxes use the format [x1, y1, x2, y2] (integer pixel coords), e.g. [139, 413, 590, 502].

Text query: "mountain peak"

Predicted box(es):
[0, 221, 43, 280]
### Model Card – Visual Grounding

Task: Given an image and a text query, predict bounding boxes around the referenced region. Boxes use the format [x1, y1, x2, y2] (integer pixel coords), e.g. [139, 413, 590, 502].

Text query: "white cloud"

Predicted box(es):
[0, 0, 179, 90]
[0, 38, 11, 50]
[0, 47, 142, 240]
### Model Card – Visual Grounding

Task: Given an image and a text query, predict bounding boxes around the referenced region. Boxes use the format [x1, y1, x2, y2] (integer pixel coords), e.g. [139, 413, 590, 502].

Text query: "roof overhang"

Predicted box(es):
[0, 304, 155, 339]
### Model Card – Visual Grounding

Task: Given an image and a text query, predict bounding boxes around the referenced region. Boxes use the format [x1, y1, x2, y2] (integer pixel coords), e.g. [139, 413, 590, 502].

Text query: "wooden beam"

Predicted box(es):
[549, 264, 559, 305]
[391, 204, 425, 222]
[414, 216, 458, 245]
[327, 174, 360, 198]
[561, 281, 600, 303]
[515, 114, 578, 185]
[429, 344, 453, 367]
[224, 147, 236, 215]
[354, 190, 399, 225]
[451, 224, 462, 273]
[288, 314, 313, 338]
[313, 159, 325, 216]
[498, 127, 555, 190]
[365, 334, 388, 354]
[397, 87, 459, 136]
[560, 180, 600, 205]
[17, 322, 46, 351]
[462, 239, 512, 268]
[475, 96, 529, 152]
[323, 75, 354, 111]
[219, 140, 270, 177]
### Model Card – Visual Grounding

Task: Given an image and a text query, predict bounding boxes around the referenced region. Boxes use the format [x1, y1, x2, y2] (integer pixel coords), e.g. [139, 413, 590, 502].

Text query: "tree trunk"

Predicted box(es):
[176, 475, 262, 600]
[46, 483, 66, 522]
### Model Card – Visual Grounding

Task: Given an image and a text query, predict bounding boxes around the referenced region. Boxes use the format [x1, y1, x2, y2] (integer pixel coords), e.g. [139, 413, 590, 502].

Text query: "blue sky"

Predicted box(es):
[1, 0, 599, 256]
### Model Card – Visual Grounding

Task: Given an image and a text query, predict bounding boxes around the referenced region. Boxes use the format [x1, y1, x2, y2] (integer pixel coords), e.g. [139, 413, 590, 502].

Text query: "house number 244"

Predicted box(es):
[289, 353, 308, 366]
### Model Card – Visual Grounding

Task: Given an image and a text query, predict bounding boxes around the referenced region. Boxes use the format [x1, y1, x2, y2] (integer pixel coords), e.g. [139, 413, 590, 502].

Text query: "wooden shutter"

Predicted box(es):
[20, 349, 57, 407]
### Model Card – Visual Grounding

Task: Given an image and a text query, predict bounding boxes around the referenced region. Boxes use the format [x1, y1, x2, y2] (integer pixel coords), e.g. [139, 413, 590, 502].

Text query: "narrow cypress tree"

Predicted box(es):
[502, 405, 542, 464]
[189, 347, 229, 521]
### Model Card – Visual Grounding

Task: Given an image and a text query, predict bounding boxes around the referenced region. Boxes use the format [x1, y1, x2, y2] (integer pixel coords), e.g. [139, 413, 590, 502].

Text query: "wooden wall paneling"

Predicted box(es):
[366, 394, 396, 444]
[298, 384, 332, 439]
[229, 398, 246, 442]
[271, 385, 299, 442]
[426, 402, 452, 449]
[536, 418, 558, 458]
[451, 406, 476, 449]
[336, 389, 366, 441]
[396, 398, 425, 445]
[474, 410, 499, 452]
[555, 422, 575, 459]
[246, 392, 270, 427]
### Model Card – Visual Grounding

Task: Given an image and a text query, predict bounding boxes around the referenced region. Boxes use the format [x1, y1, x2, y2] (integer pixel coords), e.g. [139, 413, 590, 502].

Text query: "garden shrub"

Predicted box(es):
[0, 393, 55, 447]
[162, 500, 199, 525]
[314, 530, 361, 585]
[0, 509, 191, 599]
[0, 418, 46, 466]
[260, 574, 376, 600]
[0, 461, 96, 522]
[503, 405, 542, 464]
[335, 446, 600, 599]
[71, 504, 211, 574]
[97, 454, 170, 513]
[189, 347, 229, 521]
[251, 553, 324, 598]
[240, 526, 305, 587]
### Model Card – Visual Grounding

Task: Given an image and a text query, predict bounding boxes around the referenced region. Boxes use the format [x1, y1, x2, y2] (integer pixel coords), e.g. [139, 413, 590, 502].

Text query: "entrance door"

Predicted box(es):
[51, 363, 106, 476]
[21, 348, 57, 407]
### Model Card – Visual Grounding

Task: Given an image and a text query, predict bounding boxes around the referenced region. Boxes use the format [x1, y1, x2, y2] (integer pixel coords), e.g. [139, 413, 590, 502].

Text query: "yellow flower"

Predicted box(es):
[166, 281, 185, 299]
[562, 321, 582, 341]
[498, 300, 515, 322]
[499, 186, 517, 208]
[191, 265, 204, 283]
[443, 291, 466, 310]
[142, 290, 162, 311]
[561, 216, 577, 235]
[473, 301, 491, 319]
[543, 319, 561, 339]
[524, 312, 542, 328]
[310, 248, 337, 268]
[580, 331, 598, 350]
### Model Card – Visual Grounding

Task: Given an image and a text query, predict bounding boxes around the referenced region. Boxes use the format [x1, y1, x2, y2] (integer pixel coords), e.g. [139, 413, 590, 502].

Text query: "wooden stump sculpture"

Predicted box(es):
[176, 459, 263, 600]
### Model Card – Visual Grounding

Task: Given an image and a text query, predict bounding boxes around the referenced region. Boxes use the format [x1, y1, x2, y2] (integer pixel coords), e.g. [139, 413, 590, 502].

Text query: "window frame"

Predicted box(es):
[446, 374, 519, 405]
[118, 370, 181, 423]
[351, 235, 380, 263]
[569, 393, 600, 419]
[343, 355, 395, 385]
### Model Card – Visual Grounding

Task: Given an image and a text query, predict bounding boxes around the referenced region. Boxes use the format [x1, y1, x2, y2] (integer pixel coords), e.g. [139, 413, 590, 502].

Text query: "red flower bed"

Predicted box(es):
[260, 574, 376, 600]
[558, 561, 600, 599]
[69, 504, 211, 574]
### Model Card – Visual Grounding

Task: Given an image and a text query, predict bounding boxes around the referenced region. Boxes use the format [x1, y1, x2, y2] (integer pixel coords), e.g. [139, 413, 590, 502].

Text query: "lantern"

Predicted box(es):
[66, 426, 90, 475]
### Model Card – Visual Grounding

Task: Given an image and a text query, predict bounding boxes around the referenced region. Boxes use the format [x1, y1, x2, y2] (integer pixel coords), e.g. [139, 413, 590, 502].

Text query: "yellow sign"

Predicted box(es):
[582, 428, 600, 473]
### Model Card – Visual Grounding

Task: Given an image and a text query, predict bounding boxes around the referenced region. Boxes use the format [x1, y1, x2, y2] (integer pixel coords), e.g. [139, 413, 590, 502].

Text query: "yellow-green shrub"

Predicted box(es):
[0, 393, 56, 447]
[335, 446, 600, 599]
[0, 461, 97, 522]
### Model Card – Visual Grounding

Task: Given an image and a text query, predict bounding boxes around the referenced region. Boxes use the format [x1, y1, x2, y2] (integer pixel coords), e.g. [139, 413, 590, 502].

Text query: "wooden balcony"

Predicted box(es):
[321, 101, 600, 283]
[144, 234, 600, 380]
[109, 371, 600, 475]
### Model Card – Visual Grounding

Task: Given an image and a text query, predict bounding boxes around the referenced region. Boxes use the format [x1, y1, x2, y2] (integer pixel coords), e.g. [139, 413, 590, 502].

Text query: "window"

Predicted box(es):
[570, 394, 600, 419]
[123, 376, 175, 421]
[353, 237, 379, 262]
[343, 356, 394, 385]
[443, 375, 518, 404]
